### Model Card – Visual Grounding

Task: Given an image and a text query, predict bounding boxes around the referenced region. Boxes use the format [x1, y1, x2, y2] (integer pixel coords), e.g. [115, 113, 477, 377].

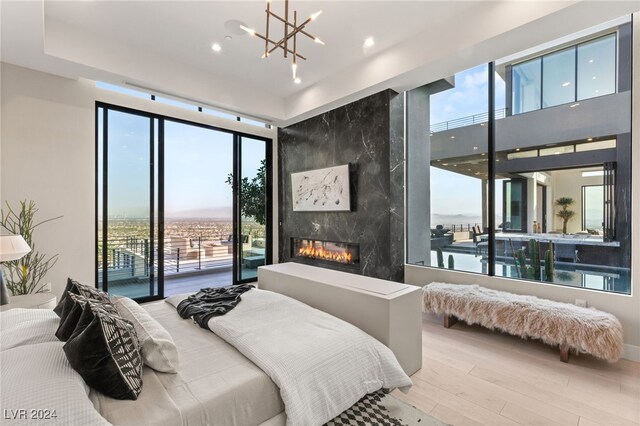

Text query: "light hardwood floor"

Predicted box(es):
[392, 314, 640, 426]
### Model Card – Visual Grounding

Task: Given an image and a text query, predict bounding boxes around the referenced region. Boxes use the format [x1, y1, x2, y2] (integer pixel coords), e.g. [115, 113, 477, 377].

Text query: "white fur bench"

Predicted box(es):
[422, 283, 623, 363]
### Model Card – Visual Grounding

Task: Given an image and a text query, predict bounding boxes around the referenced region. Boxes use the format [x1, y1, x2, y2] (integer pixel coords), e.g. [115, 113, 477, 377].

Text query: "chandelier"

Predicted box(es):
[240, 0, 324, 83]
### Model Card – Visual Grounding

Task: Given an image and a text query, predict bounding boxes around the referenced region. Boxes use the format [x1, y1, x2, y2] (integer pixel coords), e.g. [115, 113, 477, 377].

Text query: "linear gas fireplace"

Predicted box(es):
[291, 238, 360, 268]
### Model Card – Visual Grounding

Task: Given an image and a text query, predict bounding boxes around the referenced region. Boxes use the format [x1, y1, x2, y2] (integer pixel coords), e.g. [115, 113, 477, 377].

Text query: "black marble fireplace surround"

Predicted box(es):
[278, 90, 404, 281]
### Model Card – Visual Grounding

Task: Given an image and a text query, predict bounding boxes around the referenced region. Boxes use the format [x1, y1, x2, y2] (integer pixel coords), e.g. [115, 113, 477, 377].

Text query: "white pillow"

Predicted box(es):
[113, 297, 179, 373]
[0, 308, 59, 351]
[1, 342, 109, 425]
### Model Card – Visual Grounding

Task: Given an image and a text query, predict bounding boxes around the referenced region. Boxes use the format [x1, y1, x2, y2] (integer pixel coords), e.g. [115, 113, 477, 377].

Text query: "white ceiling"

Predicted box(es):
[44, 1, 470, 98]
[2, 1, 638, 126]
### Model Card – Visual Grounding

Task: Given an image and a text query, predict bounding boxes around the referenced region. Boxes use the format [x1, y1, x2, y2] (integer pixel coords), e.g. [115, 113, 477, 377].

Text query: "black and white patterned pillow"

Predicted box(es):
[63, 310, 143, 400]
[54, 278, 110, 317]
[56, 293, 119, 342]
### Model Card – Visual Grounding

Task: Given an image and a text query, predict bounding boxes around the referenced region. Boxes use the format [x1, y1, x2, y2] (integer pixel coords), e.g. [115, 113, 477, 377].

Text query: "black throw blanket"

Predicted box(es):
[177, 284, 255, 328]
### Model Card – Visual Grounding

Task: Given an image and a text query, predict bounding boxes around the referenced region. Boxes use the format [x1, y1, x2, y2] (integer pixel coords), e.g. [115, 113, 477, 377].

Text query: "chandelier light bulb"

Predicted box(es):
[294, 78, 301, 84]
[310, 10, 322, 21]
[240, 25, 256, 36]
[292, 63, 298, 79]
[314, 37, 325, 45]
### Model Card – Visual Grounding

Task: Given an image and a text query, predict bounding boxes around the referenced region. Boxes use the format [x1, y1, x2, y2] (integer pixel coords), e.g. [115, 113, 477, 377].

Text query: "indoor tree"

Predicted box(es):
[0, 200, 62, 295]
[555, 197, 576, 234]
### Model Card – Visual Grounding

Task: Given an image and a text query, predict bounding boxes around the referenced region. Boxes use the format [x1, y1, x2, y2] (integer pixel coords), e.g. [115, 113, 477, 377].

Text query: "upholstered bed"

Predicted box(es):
[0, 286, 411, 426]
[93, 298, 285, 425]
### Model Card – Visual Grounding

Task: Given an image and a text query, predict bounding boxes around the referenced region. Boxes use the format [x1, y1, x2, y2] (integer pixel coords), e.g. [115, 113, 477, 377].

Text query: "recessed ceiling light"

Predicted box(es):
[592, 76, 597, 80]
[294, 78, 301, 84]
[211, 43, 222, 52]
[450, 136, 455, 139]
[588, 59, 594, 63]
[515, 148, 520, 152]
[587, 138, 593, 141]
[570, 103, 580, 108]
[364, 37, 375, 48]
[225, 35, 233, 41]
[562, 82, 571, 87]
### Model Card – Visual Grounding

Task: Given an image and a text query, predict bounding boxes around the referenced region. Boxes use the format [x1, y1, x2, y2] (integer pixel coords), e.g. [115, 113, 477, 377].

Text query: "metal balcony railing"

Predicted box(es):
[430, 108, 506, 133]
[97, 234, 262, 283]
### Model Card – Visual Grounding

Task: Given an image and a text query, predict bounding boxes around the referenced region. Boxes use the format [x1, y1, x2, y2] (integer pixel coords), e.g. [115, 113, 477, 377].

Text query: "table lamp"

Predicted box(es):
[0, 235, 32, 305]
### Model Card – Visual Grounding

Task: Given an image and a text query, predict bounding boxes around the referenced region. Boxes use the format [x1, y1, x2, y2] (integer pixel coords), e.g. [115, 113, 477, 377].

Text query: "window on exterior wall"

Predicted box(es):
[542, 47, 576, 108]
[95, 83, 272, 128]
[406, 64, 490, 274]
[240, 117, 270, 128]
[408, 18, 631, 295]
[96, 82, 152, 100]
[582, 185, 604, 231]
[202, 108, 238, 121]
[511, 33, 617, 115]
[512, 58, 541, 114]
[154, 96, 200, 111]
[577, 34, 617, 100]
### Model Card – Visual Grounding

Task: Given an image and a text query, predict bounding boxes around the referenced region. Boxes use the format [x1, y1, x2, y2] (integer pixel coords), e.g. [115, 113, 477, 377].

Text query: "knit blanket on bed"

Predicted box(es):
[176, 284, 254, 328]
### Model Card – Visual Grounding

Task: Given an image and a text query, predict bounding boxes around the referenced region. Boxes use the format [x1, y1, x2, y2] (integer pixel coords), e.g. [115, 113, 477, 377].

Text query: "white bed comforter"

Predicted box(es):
[204, 288, 412, 426]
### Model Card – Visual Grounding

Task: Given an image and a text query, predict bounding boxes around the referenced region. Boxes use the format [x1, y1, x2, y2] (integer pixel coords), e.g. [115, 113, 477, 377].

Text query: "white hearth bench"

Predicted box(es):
[258, 262, 423, 375]
[422, 283, 624, 363]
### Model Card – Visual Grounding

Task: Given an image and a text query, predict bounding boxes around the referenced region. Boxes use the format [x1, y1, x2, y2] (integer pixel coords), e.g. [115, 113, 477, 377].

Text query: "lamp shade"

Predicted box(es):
[0, 235, 31, 262]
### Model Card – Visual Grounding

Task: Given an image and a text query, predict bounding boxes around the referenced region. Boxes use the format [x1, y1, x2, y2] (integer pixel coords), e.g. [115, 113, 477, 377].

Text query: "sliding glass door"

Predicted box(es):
[97, 104, 271, 301]
[163, 120, 234, 294]
[97, 107, 158, 300]
[238, 137, 269, 282]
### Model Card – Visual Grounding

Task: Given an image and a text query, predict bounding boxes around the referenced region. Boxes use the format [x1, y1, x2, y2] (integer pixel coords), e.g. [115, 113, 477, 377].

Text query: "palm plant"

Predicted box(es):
[555, 197, 576, 234]
[0, 200, 62, 295]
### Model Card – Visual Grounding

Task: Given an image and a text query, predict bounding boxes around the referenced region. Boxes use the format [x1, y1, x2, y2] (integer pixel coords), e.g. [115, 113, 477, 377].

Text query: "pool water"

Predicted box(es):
[425, 250, 631, 294]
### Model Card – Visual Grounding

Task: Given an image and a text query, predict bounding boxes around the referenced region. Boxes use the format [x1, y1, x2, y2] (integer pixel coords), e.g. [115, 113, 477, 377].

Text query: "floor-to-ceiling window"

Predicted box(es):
[96, 104, 272, 301]
[406, 17, 632, 295]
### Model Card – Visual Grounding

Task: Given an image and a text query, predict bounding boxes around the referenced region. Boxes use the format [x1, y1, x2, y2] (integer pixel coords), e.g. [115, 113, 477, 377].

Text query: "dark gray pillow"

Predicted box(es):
[54, 278, 110, 317]
[56, 294, 118, 342]
[53, 278, 78, 317]
[63, 310, 143, 400]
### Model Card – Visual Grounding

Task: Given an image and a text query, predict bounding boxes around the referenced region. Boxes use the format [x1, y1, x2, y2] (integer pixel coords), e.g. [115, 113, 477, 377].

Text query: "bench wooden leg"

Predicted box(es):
[560, 344, 570, 363]
[444, 315, 458, 328]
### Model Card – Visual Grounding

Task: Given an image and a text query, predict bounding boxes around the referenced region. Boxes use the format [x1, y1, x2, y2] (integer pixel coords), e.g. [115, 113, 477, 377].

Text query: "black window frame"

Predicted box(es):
[95, 102, 273, 302]
[511, 32, 618, 115]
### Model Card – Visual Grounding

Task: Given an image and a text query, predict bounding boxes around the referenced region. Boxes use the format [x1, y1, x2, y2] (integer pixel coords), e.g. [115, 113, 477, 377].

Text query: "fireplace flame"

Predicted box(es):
[298, 245, 353, 264]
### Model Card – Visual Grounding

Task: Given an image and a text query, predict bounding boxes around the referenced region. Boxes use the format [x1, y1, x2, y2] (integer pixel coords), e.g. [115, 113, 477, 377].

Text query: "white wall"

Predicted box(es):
[551, 169, 602, 234]
[0, 62, 276, 298]
[406, 13, 640, 360]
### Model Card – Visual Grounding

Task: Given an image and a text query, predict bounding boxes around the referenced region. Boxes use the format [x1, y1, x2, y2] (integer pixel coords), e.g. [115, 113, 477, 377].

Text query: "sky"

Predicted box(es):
[99, 100, 265, 219]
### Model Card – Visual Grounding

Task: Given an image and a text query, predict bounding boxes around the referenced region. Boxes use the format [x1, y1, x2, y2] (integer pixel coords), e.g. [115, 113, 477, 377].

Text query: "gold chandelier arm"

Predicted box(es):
[266, 10, 319, 43]
[267, 16, 312, 56]
[284, 0, 289, 58]
[293, 11, 297, 64]
[253, 32, 307, 60]
[264, 0, 270, 57]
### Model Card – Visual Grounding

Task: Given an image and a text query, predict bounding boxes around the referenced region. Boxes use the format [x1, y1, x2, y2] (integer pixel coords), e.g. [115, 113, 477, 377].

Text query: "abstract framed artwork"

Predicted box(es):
[291, 164, 351, 211]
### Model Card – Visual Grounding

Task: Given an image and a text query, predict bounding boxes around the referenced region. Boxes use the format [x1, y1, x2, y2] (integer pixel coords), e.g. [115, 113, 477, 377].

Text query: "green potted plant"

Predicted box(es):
[555, 197, 576, 234]
[0, 200, 61, 295]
